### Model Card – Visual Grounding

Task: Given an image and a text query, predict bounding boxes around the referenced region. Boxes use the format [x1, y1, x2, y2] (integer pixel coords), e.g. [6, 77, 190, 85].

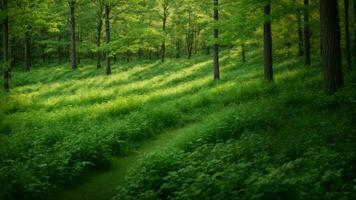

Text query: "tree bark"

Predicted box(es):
[303, 0, 311, 65]
[213, 0, 220, 80]
[105, 4, 111, 75]
[24, 31, 32, 71]
[320, 0, 344, 95]
[69, 0, 77, 69]
[96, 7, 103, 69]
[242, 43, 246, 62]
[263, 1, 273, 82]
[161, 8, 167, 63]
[2, 0, 9, 92]
[344, 0, 352, 69]
[176, 39, 181, 58]
[297, 9, 303, 56]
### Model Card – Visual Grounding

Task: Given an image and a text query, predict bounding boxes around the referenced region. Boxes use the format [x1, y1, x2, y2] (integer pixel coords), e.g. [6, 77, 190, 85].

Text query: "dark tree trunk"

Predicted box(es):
[263, 1, 273, 82]
[176, 39, 181, 58]
[213, 0, 220, 80]
[105, 5, 111, 75]
[187, 33, 194, 59]
[69, 0, 77, 69]
[96, 7, 103, 69]
[303, 0, 311, 65]
[354, 0, 356, 57]
[297, 9, 304, 56]
[58, 35, 63, 63]
[161, 11, 167, 63]
[2, 0, 9, 91]
[320, 0, 344, 95]
[242, 44, 246, 62]
[344, 0, 352, 69]
[24, 31, 32, 71]
[126, 50, 130, 63]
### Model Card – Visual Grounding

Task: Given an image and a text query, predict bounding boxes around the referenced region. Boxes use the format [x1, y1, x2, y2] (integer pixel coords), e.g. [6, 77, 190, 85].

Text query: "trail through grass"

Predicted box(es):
[51, 122, 200, 200]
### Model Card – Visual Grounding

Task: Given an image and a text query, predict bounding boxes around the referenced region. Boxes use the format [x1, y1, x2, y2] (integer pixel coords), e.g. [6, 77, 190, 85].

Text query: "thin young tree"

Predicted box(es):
[160, 0, 169, 63]
[303, 0, 311, 65]
[320, 0, 344, 94]
[2, 0, 10, 91]
[263, 0, 273, 82]
[24, 27, 32, 71]
[105, 3, 111, 75]
[344, 0, 352, 69]
[213, 0, 220, 80]
[96, 2, 104, 69]
[68, 0, 77, 69]
[297, 7, 303, 56]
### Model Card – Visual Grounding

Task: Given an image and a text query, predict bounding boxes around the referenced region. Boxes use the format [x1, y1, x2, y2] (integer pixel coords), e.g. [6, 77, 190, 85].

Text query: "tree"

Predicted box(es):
[159, 0, 170, 63]
[320, 0, 344, 94]
[2, 0, 10, 92]
[297, 3, 303, 56]
[68, 0, 77, 69]
[105, 3, 111, 75]
[263, 0, 273, 82]
[344, 0, 352, 69]
[96, 2, 104, 69]
[213, 0, 219, 80]
[303, 0, 311, 65]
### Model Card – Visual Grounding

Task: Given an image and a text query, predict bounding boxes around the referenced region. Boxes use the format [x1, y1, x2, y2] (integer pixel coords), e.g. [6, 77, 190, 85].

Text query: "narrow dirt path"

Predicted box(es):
[51, 123, 198, 200]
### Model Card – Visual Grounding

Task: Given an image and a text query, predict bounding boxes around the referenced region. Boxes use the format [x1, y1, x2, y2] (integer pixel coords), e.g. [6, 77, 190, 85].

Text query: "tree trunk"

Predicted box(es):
[344, 0, 352, 69]
[2, 0, 9, 92]
[58, 35, 63, 63]
[297, 9, 303, 56]
[303, 0, 311, 65]
[263, 1, 273, 82]
[105, 4, 111, 75]
[24, 31, 32, 71]
[96, 7, 103, 69]
[320, 0, 344, 95]
[242, 43, 246, 62]
[354, 0, 356, 57]
[69, 0, 77, 69]
[176, 39, 181, 58]
[213, 0, 220, 80]
[126, 50, 130, 63]
[161, 11, 167, 63]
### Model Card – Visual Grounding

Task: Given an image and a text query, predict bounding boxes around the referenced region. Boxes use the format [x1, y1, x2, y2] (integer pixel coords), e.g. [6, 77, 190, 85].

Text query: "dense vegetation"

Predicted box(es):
[1, 0, 355, 199]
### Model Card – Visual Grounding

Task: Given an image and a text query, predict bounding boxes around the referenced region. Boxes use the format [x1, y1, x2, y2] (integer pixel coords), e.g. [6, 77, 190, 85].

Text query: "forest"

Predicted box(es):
[0, 0, 356, 199]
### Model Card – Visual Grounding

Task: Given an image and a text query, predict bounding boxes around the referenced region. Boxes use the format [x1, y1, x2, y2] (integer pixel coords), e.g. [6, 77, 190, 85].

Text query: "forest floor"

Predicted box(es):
[1, 50, 355, 200]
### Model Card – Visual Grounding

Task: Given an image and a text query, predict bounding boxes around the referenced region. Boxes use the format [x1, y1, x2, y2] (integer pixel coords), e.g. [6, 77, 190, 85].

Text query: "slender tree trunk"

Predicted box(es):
[96, 7, 103, 69]
[2, 0, 9, 91]
[354, 0, 356, 57]
[344, 0, 352, 69]
[69, 0, 77, 69]
[320, 0, 344, 95]
[242, 43, 246, 62]
[303, 0, 311, 65]
[105, 4, 111, 75]
[176, 39, 181, 58]
[161, 11, 167, 63]
[58, 35, 63, 63]
[126, 50, 130, 63]
[213, 0, 220, 80]
[263, 1, 273, 82]
[297, 9, 304, 56]
[24, 31, 32, 71]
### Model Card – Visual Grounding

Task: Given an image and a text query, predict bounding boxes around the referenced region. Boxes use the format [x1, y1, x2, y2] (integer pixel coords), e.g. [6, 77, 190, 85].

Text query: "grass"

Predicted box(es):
[0, 49, 355, 200]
